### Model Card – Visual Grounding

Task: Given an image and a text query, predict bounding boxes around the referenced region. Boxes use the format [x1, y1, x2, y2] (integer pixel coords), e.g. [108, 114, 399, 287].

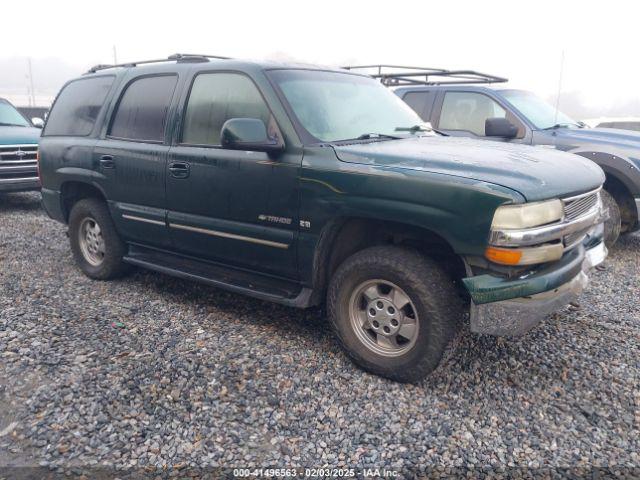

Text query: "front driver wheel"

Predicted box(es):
[327, 246, 463, 382]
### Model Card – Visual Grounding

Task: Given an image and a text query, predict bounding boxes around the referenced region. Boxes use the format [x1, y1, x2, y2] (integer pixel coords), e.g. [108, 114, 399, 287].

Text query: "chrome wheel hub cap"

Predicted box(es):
[349, 280, 419, 357]
[78, 217, 105, 266]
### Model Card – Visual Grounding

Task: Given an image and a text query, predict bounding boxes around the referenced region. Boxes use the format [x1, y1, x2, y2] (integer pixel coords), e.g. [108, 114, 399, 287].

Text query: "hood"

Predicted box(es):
[333, 136, 604, 202]
[0, 126, 41, 145]
[554, 126, 640, 150]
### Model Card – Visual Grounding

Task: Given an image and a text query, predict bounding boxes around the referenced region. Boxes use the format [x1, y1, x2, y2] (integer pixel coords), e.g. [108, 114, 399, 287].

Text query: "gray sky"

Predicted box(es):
[2, 0, 638, 119]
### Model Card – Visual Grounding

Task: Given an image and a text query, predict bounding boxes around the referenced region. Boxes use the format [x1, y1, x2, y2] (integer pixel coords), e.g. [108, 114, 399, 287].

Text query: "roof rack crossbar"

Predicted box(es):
[86, 53, 232, 74]
[342, 64, 508, 86]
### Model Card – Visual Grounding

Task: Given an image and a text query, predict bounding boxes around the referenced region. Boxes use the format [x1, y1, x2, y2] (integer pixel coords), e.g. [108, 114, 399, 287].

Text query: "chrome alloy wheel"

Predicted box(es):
[78, 217, 105, 266]
[348, 279, 419, 357]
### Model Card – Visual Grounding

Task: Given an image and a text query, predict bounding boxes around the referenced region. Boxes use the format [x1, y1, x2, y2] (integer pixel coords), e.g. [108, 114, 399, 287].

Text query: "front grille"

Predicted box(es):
[564, 230, 588, 249]
[563, 190, 599, 221]
[0, 144, 38, 161]
[0, 144, 38, 181]
[562, 189, 601, 249]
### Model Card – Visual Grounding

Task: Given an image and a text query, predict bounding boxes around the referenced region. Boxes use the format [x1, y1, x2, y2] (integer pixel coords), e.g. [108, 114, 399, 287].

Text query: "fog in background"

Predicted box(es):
[2, 0, 638, 121]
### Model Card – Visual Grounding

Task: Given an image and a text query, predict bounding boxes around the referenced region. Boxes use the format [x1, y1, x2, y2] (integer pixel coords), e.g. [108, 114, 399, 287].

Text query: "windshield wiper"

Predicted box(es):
[542, 123, 579, 130]
[395, 124, 431, 133]
[0, 122, 26, 127]
[395, 124, 448, 136]
[355, 132, 403, 140]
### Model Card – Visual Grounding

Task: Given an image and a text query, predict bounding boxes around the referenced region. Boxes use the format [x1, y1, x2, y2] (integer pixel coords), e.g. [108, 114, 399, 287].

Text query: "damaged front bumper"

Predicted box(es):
[463, 233, 607, 336]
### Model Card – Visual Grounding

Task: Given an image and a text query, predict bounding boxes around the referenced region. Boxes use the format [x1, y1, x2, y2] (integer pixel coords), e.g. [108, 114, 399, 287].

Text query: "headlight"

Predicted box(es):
[486, 198, 565, 266]
[491, 199, 563, 229]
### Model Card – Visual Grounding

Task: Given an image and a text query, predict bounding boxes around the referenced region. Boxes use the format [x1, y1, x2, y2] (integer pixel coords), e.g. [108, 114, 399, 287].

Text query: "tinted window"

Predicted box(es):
[439, 92, 506, 136]
[402, 91, 434, 120]
[109, 75, 178, 142]
[44, 76, 114, 136]
[182, 73, 271, 145]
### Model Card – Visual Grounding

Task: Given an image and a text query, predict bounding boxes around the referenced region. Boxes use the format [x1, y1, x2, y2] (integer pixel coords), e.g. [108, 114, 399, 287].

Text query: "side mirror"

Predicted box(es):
[31, 117, 44, 129]
[220, 118, 284, 152]
[485, 117, 518, 138]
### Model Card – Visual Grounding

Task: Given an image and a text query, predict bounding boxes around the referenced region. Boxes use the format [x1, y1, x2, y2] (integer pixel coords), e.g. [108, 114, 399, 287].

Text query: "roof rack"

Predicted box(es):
[86, 53, 232, 74]
[342, 65, 508, 86]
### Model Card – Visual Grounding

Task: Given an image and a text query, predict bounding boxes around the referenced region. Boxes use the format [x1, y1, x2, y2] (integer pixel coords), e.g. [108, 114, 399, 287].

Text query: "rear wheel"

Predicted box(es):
[68, 198, 129, 280]
[327, 246, 463, 382]
[601, 189, 621, 248]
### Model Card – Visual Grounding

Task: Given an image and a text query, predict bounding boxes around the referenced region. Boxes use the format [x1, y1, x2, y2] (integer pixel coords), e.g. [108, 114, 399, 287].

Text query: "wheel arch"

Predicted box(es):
[309, 216, 466, 305]
[60, 181, 108, 222]
[572, 151, 639, 231]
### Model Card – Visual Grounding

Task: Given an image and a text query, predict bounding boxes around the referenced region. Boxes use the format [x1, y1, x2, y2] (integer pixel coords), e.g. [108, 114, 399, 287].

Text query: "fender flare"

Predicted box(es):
[571, 150, 640, 197]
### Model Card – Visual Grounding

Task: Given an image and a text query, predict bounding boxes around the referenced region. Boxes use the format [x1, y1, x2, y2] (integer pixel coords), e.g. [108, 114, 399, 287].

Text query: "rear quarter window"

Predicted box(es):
[43, 76, 115, 136]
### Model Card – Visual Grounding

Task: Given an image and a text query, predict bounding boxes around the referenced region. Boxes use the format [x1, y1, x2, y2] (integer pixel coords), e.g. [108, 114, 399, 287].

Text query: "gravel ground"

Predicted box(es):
[0, 192, 638, 478]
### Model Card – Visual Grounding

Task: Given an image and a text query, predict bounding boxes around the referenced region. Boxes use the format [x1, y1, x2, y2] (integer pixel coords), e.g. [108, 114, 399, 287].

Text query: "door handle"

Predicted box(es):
[99, 155, 115, 169]
[169, 161, 190, 179]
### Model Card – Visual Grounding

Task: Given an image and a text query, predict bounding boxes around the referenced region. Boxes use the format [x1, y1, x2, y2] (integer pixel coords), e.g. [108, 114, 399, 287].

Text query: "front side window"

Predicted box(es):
[268, 70, 425, 143]
[109, 75, 178, 142]
[182, 73, 271, 146]
[439, 92, 506, 136]
[500, 90, 579, 130]
[0, 100, 30, 127]
[43, 76, 114, 136]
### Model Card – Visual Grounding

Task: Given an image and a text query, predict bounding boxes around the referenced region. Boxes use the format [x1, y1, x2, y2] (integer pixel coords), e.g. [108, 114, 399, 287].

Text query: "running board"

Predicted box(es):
[123, 245, 313, 308]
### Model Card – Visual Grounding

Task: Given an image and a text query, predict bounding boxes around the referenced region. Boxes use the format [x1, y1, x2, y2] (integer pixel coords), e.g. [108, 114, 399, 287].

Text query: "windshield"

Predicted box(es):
[0, 100, 30, 127]
[500, 90, 579, 130]
[269, 69, 427, 142]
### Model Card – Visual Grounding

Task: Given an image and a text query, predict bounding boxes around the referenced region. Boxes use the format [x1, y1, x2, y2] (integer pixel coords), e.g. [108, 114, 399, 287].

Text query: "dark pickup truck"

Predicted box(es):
[363, 65, 640, 247]
[39, 55, 606, 382]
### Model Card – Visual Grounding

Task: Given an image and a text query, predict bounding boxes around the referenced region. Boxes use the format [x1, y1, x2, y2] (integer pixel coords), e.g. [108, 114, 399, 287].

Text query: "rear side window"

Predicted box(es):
[109, 75, 178, 142]
[402, 91, 435, 121]
[43, 76, 114, 136]
[181, 72, 271, 146]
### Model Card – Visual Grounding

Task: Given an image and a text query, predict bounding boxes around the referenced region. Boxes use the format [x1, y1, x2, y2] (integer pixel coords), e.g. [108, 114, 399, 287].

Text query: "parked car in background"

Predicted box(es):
[0, 98, 41, 193]
[583, 117, 640, 132]
[39, 55, 606, 382]
[359, 66, 640, 247]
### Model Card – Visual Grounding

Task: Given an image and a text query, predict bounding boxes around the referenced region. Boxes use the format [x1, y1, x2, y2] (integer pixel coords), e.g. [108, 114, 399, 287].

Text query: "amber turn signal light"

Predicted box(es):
[484, 246, 523, 265]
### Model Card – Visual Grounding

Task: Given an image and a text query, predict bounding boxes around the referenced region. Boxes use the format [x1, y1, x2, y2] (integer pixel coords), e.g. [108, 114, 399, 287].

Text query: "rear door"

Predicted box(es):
[93, 74, 180, 248]
[166, 71, 300, 279]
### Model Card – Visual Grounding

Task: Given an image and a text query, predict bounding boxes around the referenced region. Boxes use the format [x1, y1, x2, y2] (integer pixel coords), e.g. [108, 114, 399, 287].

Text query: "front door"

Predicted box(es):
[166, 72, 300, 279]
[93, 74, 179, 249]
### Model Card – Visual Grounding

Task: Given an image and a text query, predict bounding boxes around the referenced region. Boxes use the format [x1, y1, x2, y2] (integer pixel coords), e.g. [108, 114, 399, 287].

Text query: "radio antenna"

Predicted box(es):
[554, 51, 565, 124]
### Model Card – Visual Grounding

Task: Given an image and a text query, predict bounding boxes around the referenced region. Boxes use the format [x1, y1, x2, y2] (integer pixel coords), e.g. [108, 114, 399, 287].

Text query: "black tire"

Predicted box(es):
[327, 246, 463, 383]
[602, 189, 621, 248]
[68, 198, 129, 280]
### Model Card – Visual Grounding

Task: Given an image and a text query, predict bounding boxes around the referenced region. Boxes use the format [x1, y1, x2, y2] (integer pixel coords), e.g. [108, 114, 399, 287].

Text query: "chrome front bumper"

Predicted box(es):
[469, 240, 607, 336]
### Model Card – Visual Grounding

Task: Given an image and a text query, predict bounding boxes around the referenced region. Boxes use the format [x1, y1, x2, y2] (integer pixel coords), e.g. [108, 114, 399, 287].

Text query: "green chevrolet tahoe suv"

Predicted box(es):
[39, 55, 607, 382]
